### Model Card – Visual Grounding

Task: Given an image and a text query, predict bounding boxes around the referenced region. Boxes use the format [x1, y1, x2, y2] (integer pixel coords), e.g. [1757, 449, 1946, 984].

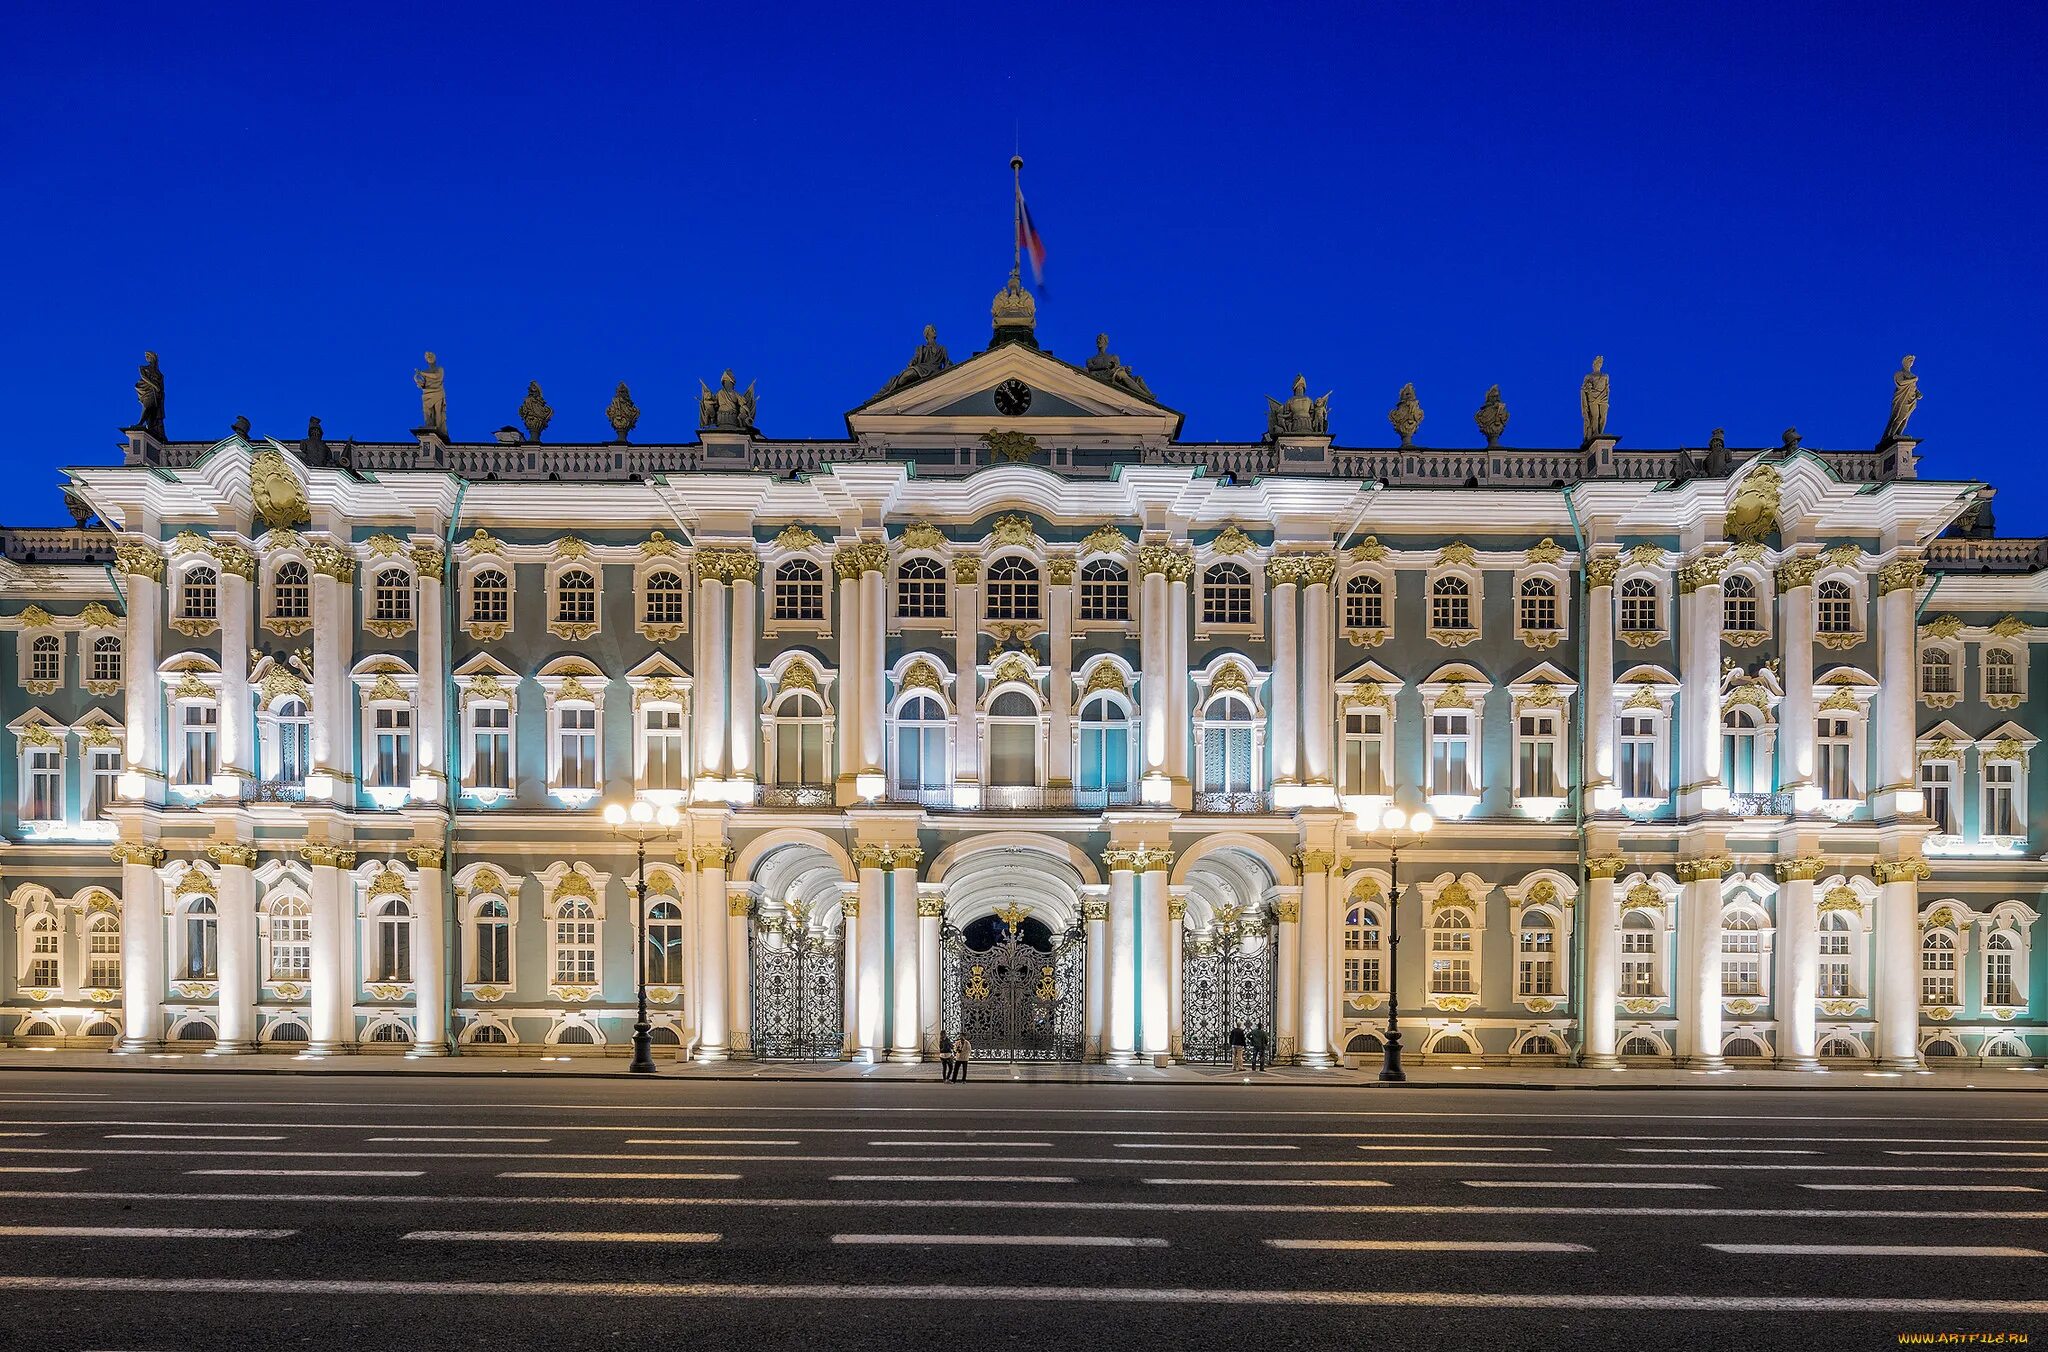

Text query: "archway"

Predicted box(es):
[938, 845, 1086, 1062]
[745, 842, 848, 1060]
[1178, 846, 1281, 1063]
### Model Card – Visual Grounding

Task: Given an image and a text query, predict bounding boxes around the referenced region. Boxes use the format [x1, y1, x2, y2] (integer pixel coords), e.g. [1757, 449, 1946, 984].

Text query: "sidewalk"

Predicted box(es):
[0, 1048, 2041, 1090]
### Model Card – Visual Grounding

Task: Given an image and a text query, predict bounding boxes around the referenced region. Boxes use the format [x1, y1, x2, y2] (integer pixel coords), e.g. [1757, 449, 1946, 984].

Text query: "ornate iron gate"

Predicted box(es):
[1180, 915, 1279, 1064]
[942, 910, 1085, 1062]
[749, 910, 843, 1060]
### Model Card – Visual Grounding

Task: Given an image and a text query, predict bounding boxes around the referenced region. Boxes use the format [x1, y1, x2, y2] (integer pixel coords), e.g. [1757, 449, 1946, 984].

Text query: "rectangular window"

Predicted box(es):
[477, 919, 511, 985]
[1817, 717, 1854, 801]
[644, 706, 687, 791]
[179, 704, 218, 786]
[471, 705, 510, 791]
[558, 706, 599, 790]
[1517, 928, 1555, 996]
[1919, 760, 1954, 834]
[87, 923, 121, 988]
[1430, 711, 1471, 795]
[1818, 931, 1852, 999]
[270, 912, 311, 982]
[555, 921, 598, 984]
[1986, 948, 2017, 1006]
[1721, 929, 1762, 997]
[1619, 715, 1658, 799]
[26, 747, 61, 822]
[374, 706, 414, 788]
[1620, 930, 1657, 997]
[1342, 709, 1386, 797]
[1518, 713, 1559, 798]
[88, 747, 122, 821]
[1984, 761, 2019, 837]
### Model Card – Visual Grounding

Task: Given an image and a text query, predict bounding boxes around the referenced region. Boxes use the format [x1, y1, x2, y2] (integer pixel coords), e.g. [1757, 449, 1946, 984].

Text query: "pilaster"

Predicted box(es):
[1585, 553, 1618, 809]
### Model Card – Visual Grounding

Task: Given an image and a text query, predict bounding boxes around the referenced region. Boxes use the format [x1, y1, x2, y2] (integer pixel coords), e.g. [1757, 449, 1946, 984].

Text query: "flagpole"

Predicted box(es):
[1011, 154, 1024, 275]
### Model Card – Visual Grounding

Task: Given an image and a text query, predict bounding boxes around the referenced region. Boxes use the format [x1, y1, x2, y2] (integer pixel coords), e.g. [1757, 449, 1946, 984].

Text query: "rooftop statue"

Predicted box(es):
[1781, 427, 1802, 454]
[1885, 354, 1922, 441]
[1267, 374, 1331, 437]
[520, 381, 554, 443]
[231, 415, 252, 440]
[1085, 333, 1154, 400]
[414, 352, 447, 437]
[1387, 383, 1424, 447]
[1580, 355, 1609, 442]
[132, 351, 165, 440]
[699, 369, 758, 432]
[607, 382, 641, 441]
[875, 324, 953, 398]
[1474, 385, 1509, 447]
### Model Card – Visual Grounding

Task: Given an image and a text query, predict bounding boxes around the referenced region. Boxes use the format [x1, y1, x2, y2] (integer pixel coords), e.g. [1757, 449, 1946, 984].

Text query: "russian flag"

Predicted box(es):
[1015, 182, 1046, 291]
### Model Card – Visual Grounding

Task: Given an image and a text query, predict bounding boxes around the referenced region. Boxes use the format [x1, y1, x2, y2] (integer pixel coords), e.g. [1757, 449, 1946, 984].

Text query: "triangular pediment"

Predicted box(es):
[847, 342, 1181, 440]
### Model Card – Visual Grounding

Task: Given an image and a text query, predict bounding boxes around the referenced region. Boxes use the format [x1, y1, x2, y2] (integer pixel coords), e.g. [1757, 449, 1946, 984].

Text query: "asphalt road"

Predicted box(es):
[0, 1070, 2041, 1351]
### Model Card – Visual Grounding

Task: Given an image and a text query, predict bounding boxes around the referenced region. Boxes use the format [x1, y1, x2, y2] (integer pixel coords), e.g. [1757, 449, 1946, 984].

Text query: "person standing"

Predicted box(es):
[1228, 1024, 1247, 1072]
[939, 1031, 956, 1082]
[954, 1033, 973, 1082]
[1249, 1025, 1269, 1072]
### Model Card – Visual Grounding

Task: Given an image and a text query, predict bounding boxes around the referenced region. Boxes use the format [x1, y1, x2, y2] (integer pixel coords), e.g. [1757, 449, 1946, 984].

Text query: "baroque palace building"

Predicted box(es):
[0, 275, 2041, 1069]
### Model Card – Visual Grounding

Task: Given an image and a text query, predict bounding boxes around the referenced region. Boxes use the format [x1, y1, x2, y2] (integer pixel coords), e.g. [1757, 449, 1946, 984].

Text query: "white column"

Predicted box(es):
[692, 844, 730, 1060]
[1047, 558, 1076, 789]
[725, 884, 750, 1057]
[1268, 561, 1300, 791]
[1776, 559, 1817, 800]
[118, 549, 163, 794]
[1166, 892, 1186, 1059]
[1297, 854, 1334, 1066]
[210, 845, 260, 1052]
[305, 848, 355, 1054]
[695, 568, 728, 782]
[727, 563, 759, 789]
[414, 551, 446, 798]
[1679, 866, 1725, 1068]
[1300, 558, 1336, 795]
[115, 849, 165, 1051]
[1138, 857, 1171, 1062]
[1585, 558, 1618, 806]
[952, 559, 981, 800]
[918, 888, 942, 1057]
[1167, 565, 1192, 792]
[1138, 555, 1169, 785]
[854, 846, 887, 1060]
[841, 898, 860, 1057]
[410, 847, 450, 1055]
[1678, 559, 1724, 814]
[1105, 856, 1137, 1062]
[1580, 859, 1622, 1066]
[1873, 560, 1924, 819]
[859, 551, 886, 780]
[834, 551, 862, 797]
[889, 850, 921, 1062]
[1873, 862, 1925, 1069]
[1275, 889, 1300, 1063]
[310, 549, 355, 790]
[1776, 862, 1820, 1070]
[216, 555, 254, 783]
[1083, 895, 1107, 1060]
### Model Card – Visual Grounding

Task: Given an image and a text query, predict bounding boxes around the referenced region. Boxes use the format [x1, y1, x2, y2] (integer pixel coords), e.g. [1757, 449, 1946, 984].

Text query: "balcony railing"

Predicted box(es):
[1724, 792, 1796, 819]
[1192, 790, 1275, 814]
[755, 784, 834, 809]
[884, 784, 1139, 812]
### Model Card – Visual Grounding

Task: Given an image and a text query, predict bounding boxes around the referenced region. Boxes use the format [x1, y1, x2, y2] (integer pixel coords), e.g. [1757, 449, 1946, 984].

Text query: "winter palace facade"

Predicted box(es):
[1, 281, 2041, 1070]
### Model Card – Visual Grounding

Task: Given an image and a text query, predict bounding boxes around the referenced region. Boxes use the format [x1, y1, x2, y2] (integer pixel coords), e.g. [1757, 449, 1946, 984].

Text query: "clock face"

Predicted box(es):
[993, 379, 1033, 416]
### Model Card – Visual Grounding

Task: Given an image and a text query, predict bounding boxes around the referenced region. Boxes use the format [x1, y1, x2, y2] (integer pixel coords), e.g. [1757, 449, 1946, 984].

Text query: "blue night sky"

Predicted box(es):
[3, 3, 2043, 530]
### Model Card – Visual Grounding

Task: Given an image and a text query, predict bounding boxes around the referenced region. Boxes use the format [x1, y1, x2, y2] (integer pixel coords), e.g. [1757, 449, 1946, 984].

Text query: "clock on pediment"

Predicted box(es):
[993, 378, 1034, 416]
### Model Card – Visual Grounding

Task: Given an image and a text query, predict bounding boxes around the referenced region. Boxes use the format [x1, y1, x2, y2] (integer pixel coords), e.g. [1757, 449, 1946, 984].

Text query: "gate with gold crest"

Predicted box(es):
[941, 908, 1084, 1062]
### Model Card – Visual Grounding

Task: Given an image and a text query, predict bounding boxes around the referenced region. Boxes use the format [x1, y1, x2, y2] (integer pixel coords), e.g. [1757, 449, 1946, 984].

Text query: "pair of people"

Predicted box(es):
[938, 1031, 973, 1081]
[1228, 1025, 1272, 1072]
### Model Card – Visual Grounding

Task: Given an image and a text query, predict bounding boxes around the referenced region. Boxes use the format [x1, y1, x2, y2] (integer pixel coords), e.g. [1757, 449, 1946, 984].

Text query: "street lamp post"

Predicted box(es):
[604, 796, 682, 1075]
[1350, 800, 1434, 1083]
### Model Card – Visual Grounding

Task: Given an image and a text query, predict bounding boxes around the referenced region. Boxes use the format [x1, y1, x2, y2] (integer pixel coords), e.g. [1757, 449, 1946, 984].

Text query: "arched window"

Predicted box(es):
[473, 898, 511, 984]
[182, 897, 219, 981]
[372, 567, 413, 624]
[1985, 647, 2020, 698]
[1620, 910, 1660, 996]
[90, 634, 123, 686]
[1202, 563, 1253, 625]
[896, 558, 947, 619]
[1721, 908, 1762, 997]
[1619, 577, 1659, 632]
[1818, 1036, 1860, 1059]
[470, 1022, 509, 1045]
[1985, 931, 2019, 1006]
[269, 898, 311, 982]
[1430, 576, 1472, 632]
[1343, 898, 1385, 995]
[1620, 1034, 1663, 1057]
[986, 557, 1041, 621]
[1817, 911, 1854, 998]
[772, 689, 830, 786]
[1076, 693, 1132, 802]
[1517, 911, 1556, 996]
[470, 568, 510, 626]
[180, 565, 218, 620]
[1517, 577, 1558, 634]
[1723, 1036, 1765, 1059]
[644, 570, 686, 626]
[268, 696, 311, 787]
[1428, 908, 1475, 995]
[773, 559, 825, 622]
[1722, 706, 1762, 795]
[1344, 574, 1384, 630]
[369, 1022, 412, 1045]
[647, 900, 686, 985]
[553, 898, 598, 985]
[555, 570, 596, 626]
[1723, 574, 1760, 633]
[22, 911, 59, 987]
[373, 898, 413, 983]
[1920, 930, 1957, 1005]
[84, 911, 121, 989]
[1921, 648, 1956, 696]
[1815, 579, 1856, 634]
[986, 688, 1040, 787]
[271, 561, 310, 620]
[1079, 560, 1129, 623]
[893, 693, 949, 795]
[28, 634, 60, 685]
[1197, 691, 1256, 795]
[1519, 1034, 1559, 1056]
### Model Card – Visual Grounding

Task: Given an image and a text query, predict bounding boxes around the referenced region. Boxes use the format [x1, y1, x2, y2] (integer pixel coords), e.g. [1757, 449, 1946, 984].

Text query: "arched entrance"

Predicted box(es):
[745, 841, 847, 1061]
[943, 909, 1085, 1061]
[1178, 846, 1282, 1064]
